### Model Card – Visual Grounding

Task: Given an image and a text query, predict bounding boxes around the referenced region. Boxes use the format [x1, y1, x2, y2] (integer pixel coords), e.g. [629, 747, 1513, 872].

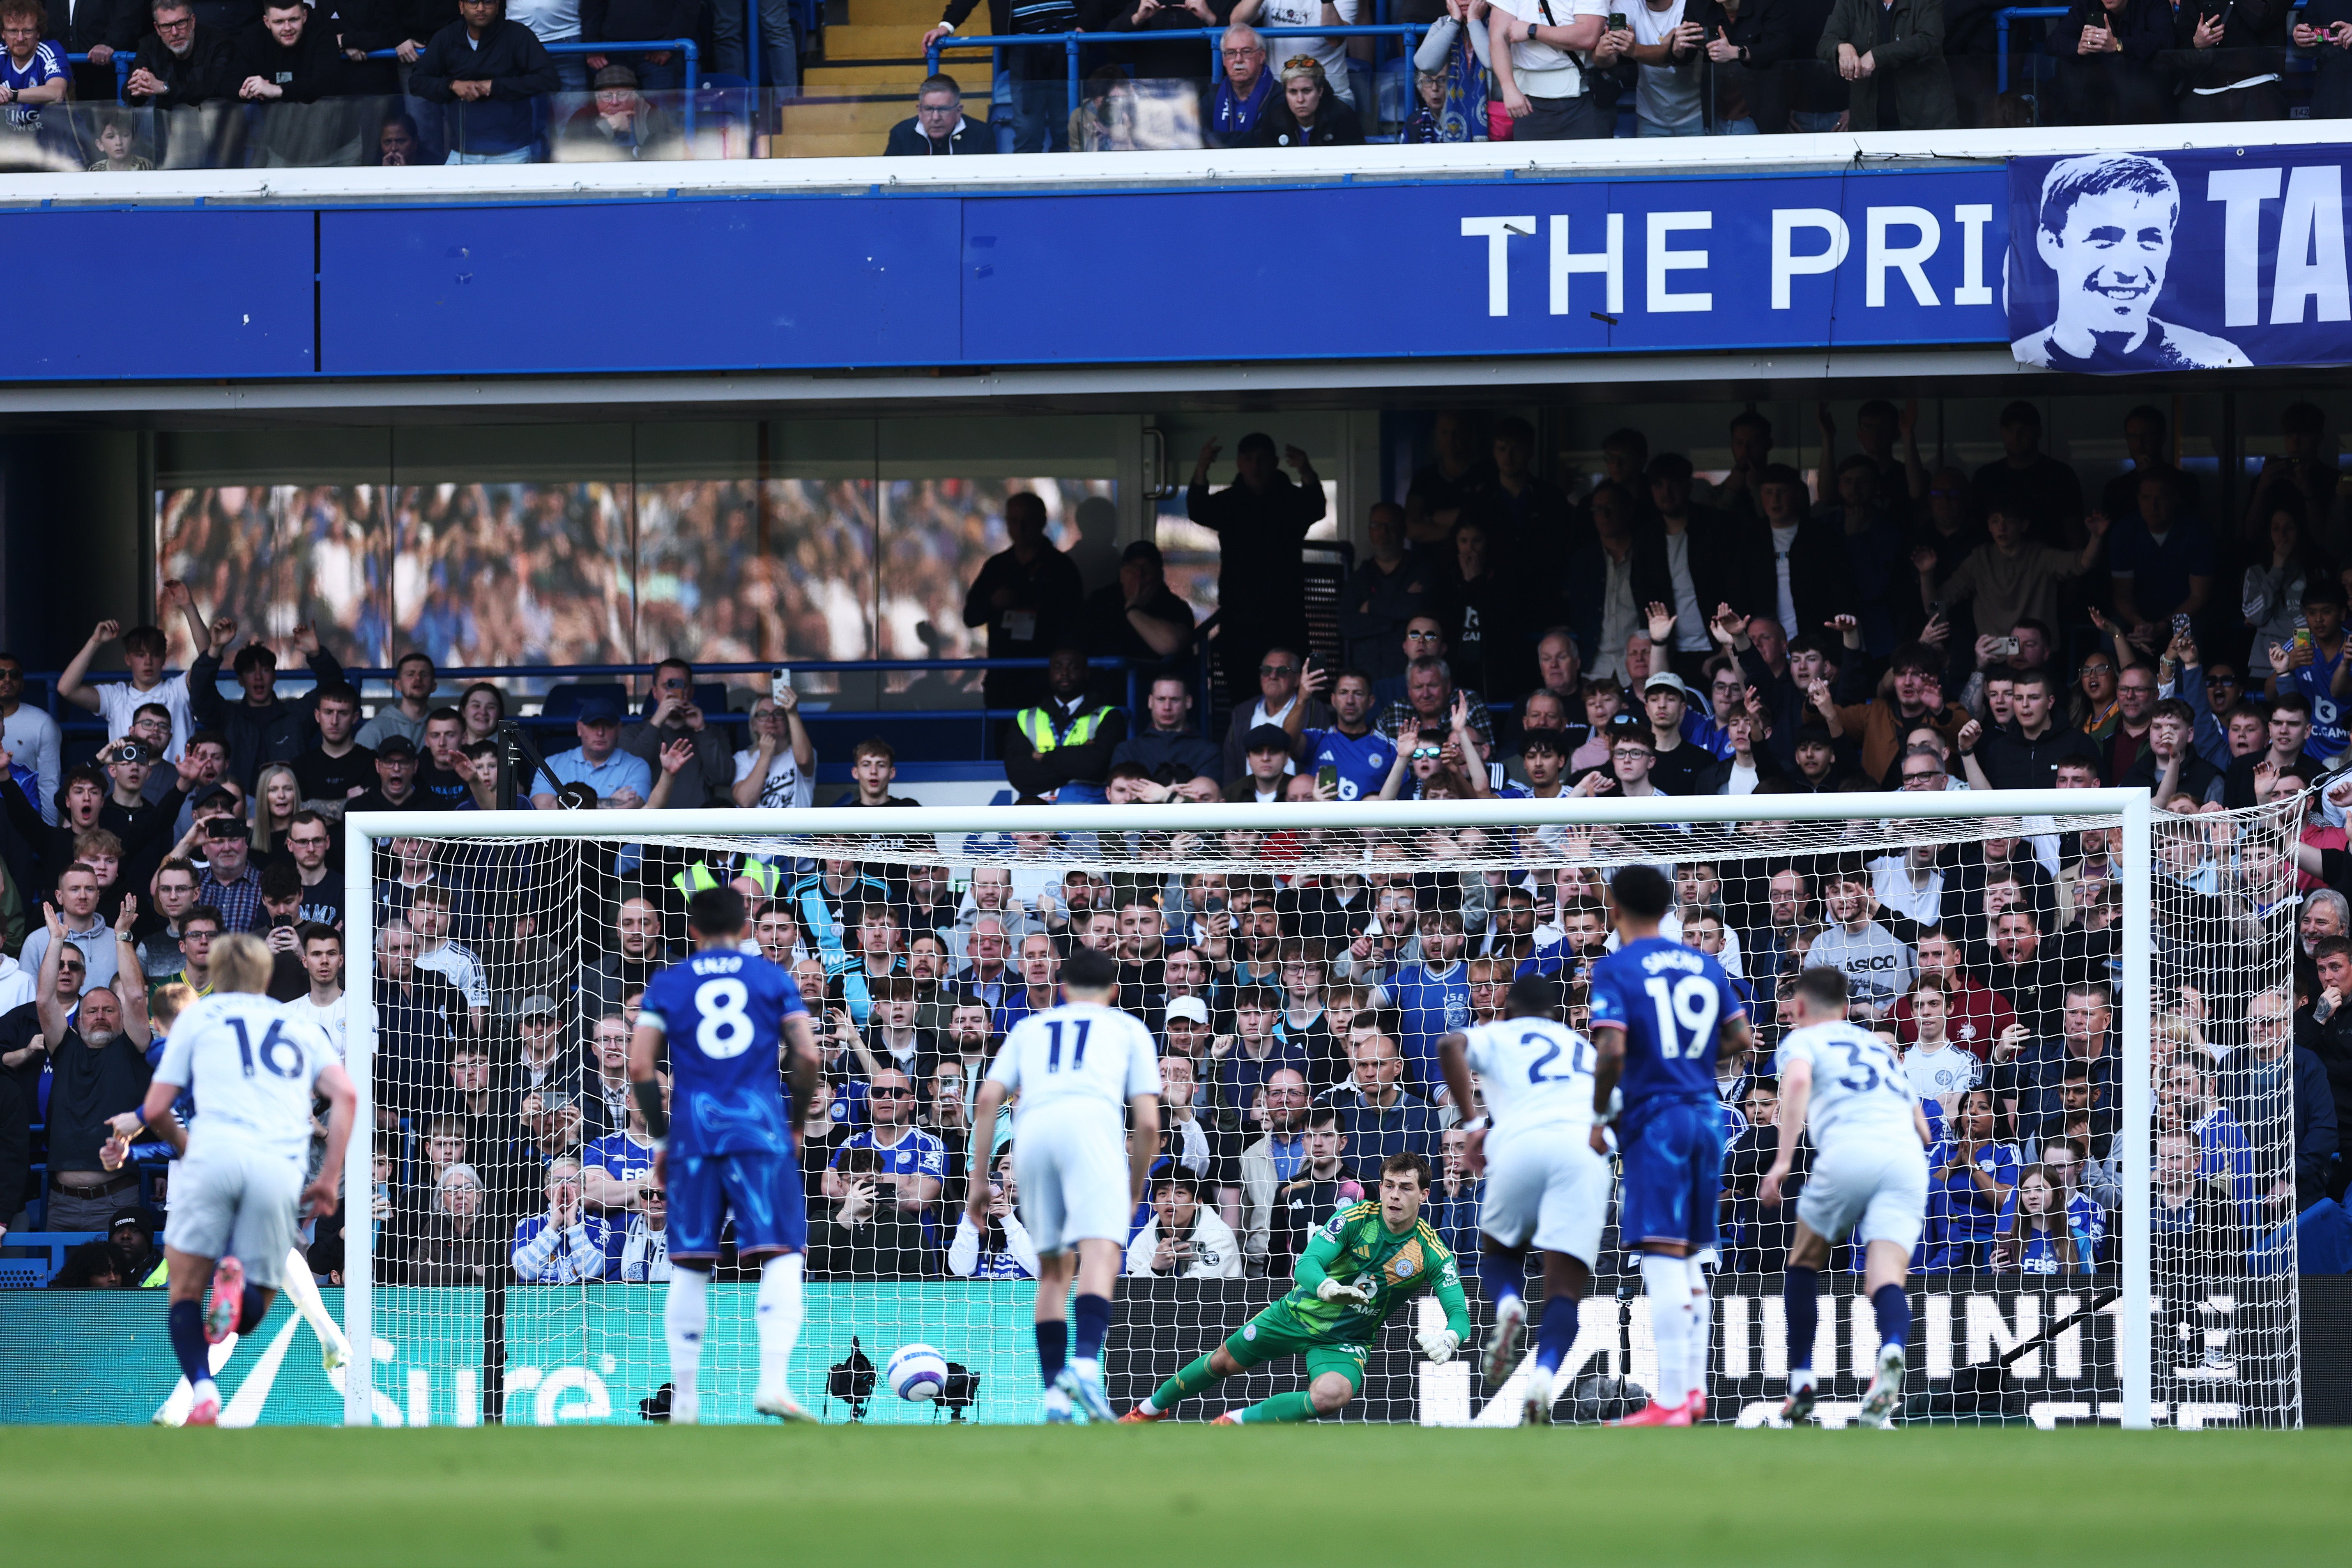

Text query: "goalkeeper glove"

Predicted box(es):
[1316, 1277, 1374, 1306]
[1417, 1328, 1461, 1364]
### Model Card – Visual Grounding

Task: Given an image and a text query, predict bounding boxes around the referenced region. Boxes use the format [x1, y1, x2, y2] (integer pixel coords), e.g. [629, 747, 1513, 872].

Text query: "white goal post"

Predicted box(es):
[338, 786, 2300, 1430]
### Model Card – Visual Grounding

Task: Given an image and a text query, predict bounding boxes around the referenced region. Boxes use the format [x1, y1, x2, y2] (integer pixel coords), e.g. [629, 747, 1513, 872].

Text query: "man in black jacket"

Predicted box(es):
[579, 0, 695, 89]
[412, 0, 558, 159]
[923, 0, 1074, 153]
[885, 71, 992, 153]
[126, 0, 236, 103]
[1185, 432, 1326, 709]
[187, 616, 346, 791]
[59, 0, 145, 100]
[232, 0, 343, 102]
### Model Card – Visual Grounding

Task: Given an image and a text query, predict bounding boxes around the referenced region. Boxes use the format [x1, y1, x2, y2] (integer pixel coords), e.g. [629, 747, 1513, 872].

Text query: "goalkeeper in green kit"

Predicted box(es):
[1121, 1151, 1471, 1424]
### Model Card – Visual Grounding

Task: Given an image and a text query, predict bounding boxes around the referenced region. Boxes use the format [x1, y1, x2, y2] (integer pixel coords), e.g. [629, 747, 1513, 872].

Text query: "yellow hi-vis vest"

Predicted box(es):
[1014, 703, 1109, 753]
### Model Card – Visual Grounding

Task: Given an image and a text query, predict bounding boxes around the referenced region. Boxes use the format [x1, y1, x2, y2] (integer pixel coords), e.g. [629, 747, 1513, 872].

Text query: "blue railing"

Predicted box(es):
[70, 38, 701, 142]
[927, 24, 1432, 120]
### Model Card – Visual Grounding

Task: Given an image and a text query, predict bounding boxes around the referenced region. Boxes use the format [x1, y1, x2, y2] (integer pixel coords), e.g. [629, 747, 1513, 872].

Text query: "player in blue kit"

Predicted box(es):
[629, 887, 823, 1424]
[1587, 865, 1751, 1427]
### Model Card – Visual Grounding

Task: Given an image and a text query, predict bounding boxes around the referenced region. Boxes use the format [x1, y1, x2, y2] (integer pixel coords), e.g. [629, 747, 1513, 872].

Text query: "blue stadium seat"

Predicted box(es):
[0, 1259, 48, 1288]
[2, 1232, 106, 1279]
[539, 681, 630, 721]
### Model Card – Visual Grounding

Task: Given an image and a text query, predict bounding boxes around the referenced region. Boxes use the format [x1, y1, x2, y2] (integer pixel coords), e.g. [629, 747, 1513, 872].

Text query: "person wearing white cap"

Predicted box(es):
[1640, 671, 1712, 796]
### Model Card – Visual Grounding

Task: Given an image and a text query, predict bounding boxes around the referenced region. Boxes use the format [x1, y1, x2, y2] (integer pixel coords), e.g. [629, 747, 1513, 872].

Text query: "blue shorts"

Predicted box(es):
[1619, 1098, 1723, 1251]
[667, 1150, 807, 1262]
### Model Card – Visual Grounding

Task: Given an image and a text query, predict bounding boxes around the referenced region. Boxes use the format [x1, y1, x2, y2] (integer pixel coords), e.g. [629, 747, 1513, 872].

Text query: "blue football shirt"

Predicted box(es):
[1300, 726, 1395, 802]
[1588, 936, 1745, 1122]
[639, 949, 806, 1158]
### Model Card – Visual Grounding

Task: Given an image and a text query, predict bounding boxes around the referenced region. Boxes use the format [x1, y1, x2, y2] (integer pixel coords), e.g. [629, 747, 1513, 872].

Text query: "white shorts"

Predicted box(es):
[1477, 1122, 1610, 1266]
[168, 1141, 304, 1289]
[1797, 1138, 1930, 1255]
[1011, 1103, 1131, 1255]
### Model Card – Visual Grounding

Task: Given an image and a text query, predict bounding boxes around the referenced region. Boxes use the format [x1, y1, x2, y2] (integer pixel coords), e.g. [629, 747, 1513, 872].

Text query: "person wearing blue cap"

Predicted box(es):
[532, 697, 657, 810]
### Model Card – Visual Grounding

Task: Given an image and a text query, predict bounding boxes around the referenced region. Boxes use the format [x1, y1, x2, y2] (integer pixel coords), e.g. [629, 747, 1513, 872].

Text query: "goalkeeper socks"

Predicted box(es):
[665, 1266, 711, 1424]
[1236, 1391, 1319, 1424]
[755, 1253, 805, 1391]
[1532, 1295, 1580, 1377]
[235, 1285, 270, 1336]
[1641, 1253, 1693, 1408]
[1784, 1266, 1820, 1387]
[1070, 1292, 1111, 1373]
[1035, 1319, 1068, 1389]
[168, 1299, 213, 1386]
[1478, 1249, 1526, 1309]
[1871, 1283, 1910, 1358]
[1143, 1352, 1222, 1415]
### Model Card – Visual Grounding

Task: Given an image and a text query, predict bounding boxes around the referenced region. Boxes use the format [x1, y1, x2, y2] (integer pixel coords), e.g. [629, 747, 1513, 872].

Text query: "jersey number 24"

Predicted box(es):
[1642, 975, 1721, 1060]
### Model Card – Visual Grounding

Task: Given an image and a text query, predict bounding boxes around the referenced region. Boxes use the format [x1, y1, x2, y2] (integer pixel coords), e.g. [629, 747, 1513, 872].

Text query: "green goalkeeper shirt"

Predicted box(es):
[1277, 1200, 1472, 1346]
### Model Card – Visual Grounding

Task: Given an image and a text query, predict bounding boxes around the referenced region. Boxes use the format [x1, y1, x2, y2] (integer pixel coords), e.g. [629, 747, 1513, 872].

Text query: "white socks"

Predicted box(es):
[665, 1266, 711, 1424]
[1683, 1256, 1711, 1405]
[755, 1253, 805, 1394]
[1643, 1254, 1696, 1408]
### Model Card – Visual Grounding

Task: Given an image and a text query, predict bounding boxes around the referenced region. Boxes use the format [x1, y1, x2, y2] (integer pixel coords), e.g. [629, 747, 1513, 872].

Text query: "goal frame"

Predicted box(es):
[340, 786, 2159, 1429]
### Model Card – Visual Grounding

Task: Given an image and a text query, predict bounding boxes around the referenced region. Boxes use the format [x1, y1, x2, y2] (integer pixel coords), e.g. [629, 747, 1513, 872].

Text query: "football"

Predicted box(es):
[885, 1343, 949, 1402]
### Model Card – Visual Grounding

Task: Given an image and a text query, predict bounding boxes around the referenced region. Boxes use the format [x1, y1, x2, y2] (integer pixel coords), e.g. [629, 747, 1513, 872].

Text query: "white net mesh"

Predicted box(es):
[346, 792, 2303, 1429]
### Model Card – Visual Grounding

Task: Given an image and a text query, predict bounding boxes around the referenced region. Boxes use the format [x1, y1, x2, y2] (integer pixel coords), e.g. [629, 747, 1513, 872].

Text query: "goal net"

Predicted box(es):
[339, 789, 2302, 1430]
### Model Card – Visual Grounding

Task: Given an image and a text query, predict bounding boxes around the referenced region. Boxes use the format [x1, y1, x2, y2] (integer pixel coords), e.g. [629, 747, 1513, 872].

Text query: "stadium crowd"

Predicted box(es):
[3, 398, 2347, 1306]
[0, 0, 2336, 170]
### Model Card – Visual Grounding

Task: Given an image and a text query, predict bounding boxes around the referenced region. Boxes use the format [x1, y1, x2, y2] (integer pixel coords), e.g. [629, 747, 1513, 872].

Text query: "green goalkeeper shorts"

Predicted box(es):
[1222, 1302, 1370, 1393]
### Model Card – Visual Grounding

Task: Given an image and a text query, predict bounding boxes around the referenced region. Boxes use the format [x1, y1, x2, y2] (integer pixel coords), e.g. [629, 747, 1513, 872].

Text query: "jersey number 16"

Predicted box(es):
[230, 1018, 304, 1080]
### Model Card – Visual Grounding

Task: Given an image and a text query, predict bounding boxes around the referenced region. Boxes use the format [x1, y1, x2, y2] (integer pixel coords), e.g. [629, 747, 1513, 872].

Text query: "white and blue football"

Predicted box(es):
[886, 1343, 949, 1402]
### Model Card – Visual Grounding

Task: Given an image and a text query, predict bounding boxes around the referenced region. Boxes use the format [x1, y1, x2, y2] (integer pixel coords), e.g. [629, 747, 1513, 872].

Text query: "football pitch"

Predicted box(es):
[6, 1425, 2347, 1565]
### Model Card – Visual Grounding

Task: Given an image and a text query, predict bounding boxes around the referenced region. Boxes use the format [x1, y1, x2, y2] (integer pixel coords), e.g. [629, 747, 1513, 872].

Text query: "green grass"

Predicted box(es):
[6, 1425, 2349, 1565]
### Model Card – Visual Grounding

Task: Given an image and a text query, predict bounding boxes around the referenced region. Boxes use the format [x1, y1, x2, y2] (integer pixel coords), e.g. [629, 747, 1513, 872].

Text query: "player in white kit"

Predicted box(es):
[965, 945, 1160, 1423]
[101, 933, 356, 1427]
[1437, 974, 1612, 1425]
[1760, 967, 1933, 1428]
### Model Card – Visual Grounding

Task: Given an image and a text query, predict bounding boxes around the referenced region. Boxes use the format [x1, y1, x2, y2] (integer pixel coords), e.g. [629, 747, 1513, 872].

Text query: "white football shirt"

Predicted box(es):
[1777, 1021, 1918, 1149]
[155, 992, 334, 1167]
[987, 1001, 1160, 1123]
[1462, 1016, 1598, 1135]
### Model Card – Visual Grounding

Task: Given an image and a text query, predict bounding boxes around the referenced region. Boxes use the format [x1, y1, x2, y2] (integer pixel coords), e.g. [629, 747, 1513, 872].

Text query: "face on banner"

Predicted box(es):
[2006, 149, 2347, 372]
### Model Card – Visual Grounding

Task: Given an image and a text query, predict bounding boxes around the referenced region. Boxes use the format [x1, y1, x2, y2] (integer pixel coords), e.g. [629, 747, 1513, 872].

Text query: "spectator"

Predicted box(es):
[1225, 644, 1332, 780]
[1625, 0, 1706, 133]
[1406, 412, 1496, 546]
[531, 699, 654, 809]
[1968, 667, 2104, 790]
[1923, 1088, 2021, 1269]
[2174, 0, 2288, 121]
[2109, 471, 2214, 636]
[404, 1163, 499, 1285]
[2299, 937, 2352, 1170]
[947, 1156, 1039, 1278]
[1339, 503, 1436, 682]
[1818, 0, 1955, 127]
[1294, 668, 1396, 804]
[411, 0, 560, 165]
[557, 64, 684, 159]
[2223, 692, 2313, 807]
[511, 1158, 610, 1283]
[1205, 22, 1277, 145]
[1262, 1105, 1364, 1271]
[127, 0, 234, 104]
[1225, 725, 1305, 803]
[1488, 0, 1609, 137]
[1890, 927, 2017, 1054]
[290, 684, 373, 819]
[1316, 1030, 1445, 1166]
[1988, 1163, 2089, 1274]
[193, 816, 262, 933]
[886, 71, 990, 154]
[827, 1066, 946, 1217]
[727, 687, 817, 811]
[1109, 675, 1223, 791]
[184, 617, 344, 792]
[2244, 401, 2341, 555]
[810, 1145, 934, 1278]
[233, 0, 345, 113]
[1567, 481, 1672, 683]
[618, 658, 730, 809]
[0, 658, 56, 838]
[1253, 55, 1365, 146]
[55, 594, 211, 760]
[30, 909, 150, 1231]
[1692, 409, 1771, 521]
[923, 0, 1074, 154]
[1636, 673, 1714, 795]
[2046, 0, 2172, 125]
[1216, 986, 1307, 1124]
[106, 1205, 161, 1285]
[1185, 434, 1325, 709]
[1126, 1171, 1243, 1278]
[1081, 539, 1194, 691]
[2243, 504, 2328, 657]
[583, 895, 674, 1011]
[1823, 639, 1968, 784]
[1900, 975, 1981, 1116]
[1970, 401, 2085, 547]
[1004, 646, 1127, 805]
[962, 492, 1084, 710]
[1803, 861, 1916, 1019]
[357, 652, 437, 751]
[1728, 463, 1856, 650]
[1236, 1065, 1310, 1264]
[1375, 655, 1495, 761]
[834, 736, 918, 808]
[343, 733, 430, 817]
[579, 0, 699, 91]
[1644, 455, 1737, 681]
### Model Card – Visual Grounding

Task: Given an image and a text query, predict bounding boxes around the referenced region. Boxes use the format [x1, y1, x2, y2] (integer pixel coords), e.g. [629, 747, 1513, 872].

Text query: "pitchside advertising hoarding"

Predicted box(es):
[7, 147, 2347, 378]
[3, 1278, 2253, 1428]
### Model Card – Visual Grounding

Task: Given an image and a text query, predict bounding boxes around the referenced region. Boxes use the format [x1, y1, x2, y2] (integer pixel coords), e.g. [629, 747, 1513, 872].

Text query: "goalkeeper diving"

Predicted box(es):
[1121, 1150, 1470, 1424]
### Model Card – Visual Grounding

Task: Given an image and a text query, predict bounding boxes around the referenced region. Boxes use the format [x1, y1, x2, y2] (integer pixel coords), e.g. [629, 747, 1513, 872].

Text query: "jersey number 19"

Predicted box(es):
[1643, 975, 1720, 1060]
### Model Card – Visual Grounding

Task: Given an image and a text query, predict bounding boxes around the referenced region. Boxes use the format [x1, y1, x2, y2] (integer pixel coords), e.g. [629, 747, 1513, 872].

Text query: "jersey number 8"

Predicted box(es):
[694, 978, 755, 1058]
[1641, 975, 1721, 1060]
